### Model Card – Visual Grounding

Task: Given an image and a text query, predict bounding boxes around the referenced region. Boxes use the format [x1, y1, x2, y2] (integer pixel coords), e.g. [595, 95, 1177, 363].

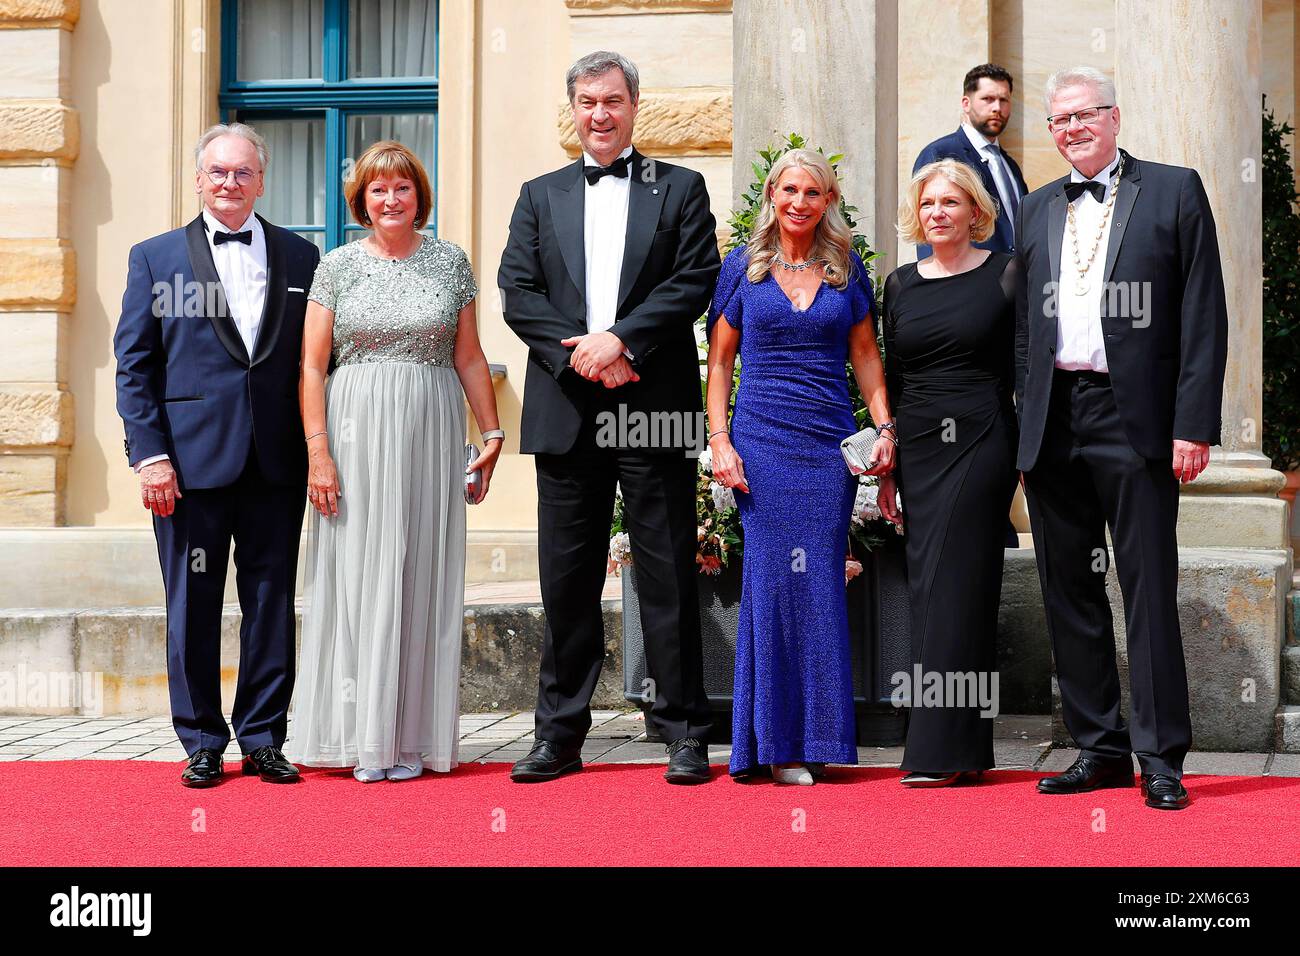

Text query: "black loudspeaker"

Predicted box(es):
[621, 539, 911, 746]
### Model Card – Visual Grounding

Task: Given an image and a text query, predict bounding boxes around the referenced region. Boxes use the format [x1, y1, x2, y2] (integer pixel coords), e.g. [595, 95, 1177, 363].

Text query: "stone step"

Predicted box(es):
[1277, 705, 1300, 753]
[0, 579, 623, 718]
[1288, 588, 1300, 646]
[0, 549, 1292, 753]
[0, 528, 543, 608]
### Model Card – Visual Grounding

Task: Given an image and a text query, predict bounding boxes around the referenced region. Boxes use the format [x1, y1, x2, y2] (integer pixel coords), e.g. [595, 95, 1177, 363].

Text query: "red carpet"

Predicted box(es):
[2, 762, 1297, 866]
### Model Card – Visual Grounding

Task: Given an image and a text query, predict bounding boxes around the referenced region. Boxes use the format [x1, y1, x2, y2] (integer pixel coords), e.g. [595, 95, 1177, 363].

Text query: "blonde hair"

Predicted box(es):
[345, 141, 433, 230]
[897, 159, 999, 245]
[746, 149, 855, 289]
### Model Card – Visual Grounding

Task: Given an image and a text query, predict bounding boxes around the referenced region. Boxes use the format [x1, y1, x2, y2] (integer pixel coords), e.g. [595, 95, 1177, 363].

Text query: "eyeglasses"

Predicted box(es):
[202, 166, 259, 186]
[1046, 106, 1114, 132]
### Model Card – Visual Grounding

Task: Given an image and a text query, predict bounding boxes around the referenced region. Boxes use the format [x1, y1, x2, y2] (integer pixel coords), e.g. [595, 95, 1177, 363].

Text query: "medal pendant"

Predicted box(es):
[1074, 277, 1090, 296]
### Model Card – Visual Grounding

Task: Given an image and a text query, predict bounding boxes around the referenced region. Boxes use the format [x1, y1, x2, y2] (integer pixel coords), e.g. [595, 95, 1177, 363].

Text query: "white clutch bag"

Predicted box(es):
[840, 426, 882, 475]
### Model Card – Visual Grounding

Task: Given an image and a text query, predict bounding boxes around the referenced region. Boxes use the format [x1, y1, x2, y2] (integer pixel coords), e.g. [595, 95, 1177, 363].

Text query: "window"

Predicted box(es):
[220, 0, 438, 251]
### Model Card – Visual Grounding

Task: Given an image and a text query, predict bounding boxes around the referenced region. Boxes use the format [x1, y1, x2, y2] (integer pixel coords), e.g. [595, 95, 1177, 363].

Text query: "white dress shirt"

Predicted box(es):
[960, 122, 1019, 240]
[583, 145, 633, 335]
[1054, 153, 1122, 373]
[203, 207, 268, 358]
[136, 208, 268, 471]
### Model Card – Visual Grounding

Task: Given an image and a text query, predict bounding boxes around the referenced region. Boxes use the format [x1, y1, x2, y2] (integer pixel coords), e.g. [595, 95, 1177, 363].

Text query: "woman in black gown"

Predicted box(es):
[880, 158, 1020, 786]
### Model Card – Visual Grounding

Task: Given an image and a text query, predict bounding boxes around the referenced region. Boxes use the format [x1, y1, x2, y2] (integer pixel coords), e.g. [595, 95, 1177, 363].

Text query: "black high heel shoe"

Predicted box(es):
[900, 770, 984, 788]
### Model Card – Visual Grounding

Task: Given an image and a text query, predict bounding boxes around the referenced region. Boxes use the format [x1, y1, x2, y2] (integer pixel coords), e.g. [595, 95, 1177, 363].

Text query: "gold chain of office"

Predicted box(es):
[1065, 154, 1125, 296]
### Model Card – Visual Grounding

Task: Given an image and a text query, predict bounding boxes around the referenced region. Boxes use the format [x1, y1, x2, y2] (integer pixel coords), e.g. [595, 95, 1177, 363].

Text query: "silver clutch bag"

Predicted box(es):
[840, 426, 882, 474]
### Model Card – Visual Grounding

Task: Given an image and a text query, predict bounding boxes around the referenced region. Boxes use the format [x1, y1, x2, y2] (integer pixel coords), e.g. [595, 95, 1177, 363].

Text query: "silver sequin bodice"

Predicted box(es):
[307, 236, 478, 369]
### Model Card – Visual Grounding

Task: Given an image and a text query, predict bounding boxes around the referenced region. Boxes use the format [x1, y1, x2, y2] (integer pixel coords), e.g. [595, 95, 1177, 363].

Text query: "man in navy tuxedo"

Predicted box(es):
[114, 123, 320, 787]
[914, 63, 1028, 259]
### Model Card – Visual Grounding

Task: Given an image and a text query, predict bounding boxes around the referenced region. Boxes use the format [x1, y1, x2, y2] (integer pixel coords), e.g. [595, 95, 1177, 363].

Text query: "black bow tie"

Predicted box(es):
[584, 156, 631, 185]
[213, 229, 252, 246]
[1064, 180, 1107, 204]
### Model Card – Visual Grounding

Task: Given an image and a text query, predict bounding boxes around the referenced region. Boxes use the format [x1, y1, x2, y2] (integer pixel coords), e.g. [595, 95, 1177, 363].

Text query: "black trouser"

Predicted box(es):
[533, 407, 712, 748]
[154, 452, 306, 757]
[1023, 370, 1190, 778]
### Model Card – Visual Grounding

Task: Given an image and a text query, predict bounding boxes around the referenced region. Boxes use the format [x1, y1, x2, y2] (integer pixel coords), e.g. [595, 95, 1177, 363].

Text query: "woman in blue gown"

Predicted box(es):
[706, 149, 895, 785]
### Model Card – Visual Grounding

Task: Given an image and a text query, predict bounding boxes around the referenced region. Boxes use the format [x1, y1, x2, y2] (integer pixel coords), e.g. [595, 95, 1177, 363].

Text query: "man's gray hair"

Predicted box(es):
[566, 51, 640, 104]
[194, 122, 270, 171]
[1043, 66, 1117, 116]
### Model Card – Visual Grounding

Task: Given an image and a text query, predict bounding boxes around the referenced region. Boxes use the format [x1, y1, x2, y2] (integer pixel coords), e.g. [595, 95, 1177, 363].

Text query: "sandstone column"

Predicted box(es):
[732, 0, 897, 273]
[0, 0, 78, 525]
[1115, 2, 1288, 538]
[1115, 0, 1296, 752]
[895, 0, 991, 267]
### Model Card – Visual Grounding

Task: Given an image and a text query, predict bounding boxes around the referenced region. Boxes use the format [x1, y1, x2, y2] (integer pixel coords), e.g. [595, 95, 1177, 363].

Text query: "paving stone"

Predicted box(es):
[1267, 754, 1300, 776]
[1038, 748, 1082, 772]
[594, 741, 667, 763]
[857, 746, 904, 766]
[992, 714, 1052, 739]
[1182, 752, 1269, 776]
[994, 740, 1051, 768]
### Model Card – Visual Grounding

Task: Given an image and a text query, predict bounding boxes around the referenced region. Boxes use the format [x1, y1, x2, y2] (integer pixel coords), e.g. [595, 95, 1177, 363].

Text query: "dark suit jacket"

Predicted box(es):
[498, 149, 721, 455]
[113, 213, 320, 489]
[914, 126, 1028, 258]
[1013, 149, 1229, 470]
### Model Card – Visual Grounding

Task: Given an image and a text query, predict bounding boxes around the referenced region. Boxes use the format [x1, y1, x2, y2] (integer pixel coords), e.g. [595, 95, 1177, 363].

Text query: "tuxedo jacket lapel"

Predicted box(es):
[1047, 184, 1067, 296]
[1103, 149, 1142, 286]
[617, 150, 667, 314]
[250, 214, 286, 367]
[548, 159, 587, 307]
[184, 215, 249, 366]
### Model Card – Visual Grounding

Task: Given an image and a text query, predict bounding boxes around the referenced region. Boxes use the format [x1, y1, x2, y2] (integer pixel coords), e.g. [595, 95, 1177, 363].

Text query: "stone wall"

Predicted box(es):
[0, 0, 79, 525]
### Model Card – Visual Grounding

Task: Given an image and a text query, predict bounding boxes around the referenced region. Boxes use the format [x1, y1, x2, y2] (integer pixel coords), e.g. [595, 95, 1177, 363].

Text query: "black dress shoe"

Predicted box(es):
[241, 745, 301, 783]
[664, 737, 710, 785]
[181, 748, 224, 788]
[510, 740, 582, 782]
[1141, 773, 1189, 810]
[1037, 755, 1134, 794]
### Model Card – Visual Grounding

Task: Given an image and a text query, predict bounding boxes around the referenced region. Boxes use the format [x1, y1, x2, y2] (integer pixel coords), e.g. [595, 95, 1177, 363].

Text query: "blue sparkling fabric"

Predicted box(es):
[708, 246, 877, 774]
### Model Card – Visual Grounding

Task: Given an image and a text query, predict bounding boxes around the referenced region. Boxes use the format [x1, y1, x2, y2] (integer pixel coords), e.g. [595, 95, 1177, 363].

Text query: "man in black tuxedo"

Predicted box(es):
[1014, 67, 1228, 810]
[499, 52, 718, 784]
[114, 124, 319, 787]
[914, 63, 1028, 259]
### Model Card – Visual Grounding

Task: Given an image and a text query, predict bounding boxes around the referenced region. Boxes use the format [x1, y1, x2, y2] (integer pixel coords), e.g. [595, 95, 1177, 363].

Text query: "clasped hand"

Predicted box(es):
[561, 331, 639, 388]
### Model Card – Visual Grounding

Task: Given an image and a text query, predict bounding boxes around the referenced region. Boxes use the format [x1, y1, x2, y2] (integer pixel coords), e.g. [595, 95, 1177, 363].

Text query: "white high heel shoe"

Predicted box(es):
[771, 763, 815, 786]
[387, 754, 424, 782]
[353, 766, 387, 783]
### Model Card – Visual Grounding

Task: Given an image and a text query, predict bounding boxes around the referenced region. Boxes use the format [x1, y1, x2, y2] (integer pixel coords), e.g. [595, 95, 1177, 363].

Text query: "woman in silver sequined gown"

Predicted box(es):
[284, 142, 502, 780]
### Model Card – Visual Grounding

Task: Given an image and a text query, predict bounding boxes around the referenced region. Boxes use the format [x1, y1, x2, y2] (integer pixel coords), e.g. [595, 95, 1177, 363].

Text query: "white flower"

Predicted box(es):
[844, 558, 863, 583]
[608, 531, 632, 567]
[709, 480, 736, 513]
[852, 477, 881, 523]
[698, 445, 713, 472]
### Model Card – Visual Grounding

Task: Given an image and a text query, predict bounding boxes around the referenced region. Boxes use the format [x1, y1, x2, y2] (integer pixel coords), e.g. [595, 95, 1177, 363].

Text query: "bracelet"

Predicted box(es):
[305, 431, 327, 442]
[480, 428, 505, 443]
[878, 421, 897, 433]
[708, 430, 729, 440]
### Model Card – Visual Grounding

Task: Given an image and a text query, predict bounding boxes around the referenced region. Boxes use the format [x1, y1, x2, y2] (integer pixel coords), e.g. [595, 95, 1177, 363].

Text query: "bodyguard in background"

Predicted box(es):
[498, 52, 719, 784]
[914, 63, 1027, 260]
[114, 123, 320, 787]
[1015, 67, 1228, 810]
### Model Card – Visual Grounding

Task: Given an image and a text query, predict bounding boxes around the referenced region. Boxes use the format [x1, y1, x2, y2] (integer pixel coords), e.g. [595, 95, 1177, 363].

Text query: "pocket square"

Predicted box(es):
[288, 286, 305, 293]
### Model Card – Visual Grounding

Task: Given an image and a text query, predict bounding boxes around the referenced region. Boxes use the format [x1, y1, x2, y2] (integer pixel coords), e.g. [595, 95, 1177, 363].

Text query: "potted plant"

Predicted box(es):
[1263, 100, 1300, 542]
[611, 134, 909, 744]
